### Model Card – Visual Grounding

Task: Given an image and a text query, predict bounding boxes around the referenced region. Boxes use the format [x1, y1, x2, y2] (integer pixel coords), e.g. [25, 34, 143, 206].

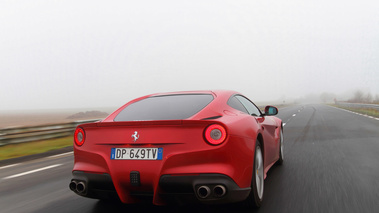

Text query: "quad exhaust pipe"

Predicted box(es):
[213, 185, 226, 197]
[69, 180, 77, 191]
[69, 180, 86, 194]
[77, 182, 86, 193]
[197, 186, 211, 198]
[197, 185, 227, 199]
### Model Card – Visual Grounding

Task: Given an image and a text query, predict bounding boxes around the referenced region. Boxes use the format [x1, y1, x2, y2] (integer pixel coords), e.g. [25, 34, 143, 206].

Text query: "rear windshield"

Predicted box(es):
[114, 94, 214, 121]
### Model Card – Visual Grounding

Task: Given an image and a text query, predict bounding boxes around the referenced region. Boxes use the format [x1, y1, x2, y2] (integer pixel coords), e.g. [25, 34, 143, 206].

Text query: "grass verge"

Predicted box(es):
[330, 104, 379, 118]
[0, 136, 73, 161]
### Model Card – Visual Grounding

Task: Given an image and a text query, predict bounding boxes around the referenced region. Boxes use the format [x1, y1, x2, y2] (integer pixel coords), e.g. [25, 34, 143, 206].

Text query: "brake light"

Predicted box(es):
[204, 124, 227, 145]
[74, 128, 85, 146]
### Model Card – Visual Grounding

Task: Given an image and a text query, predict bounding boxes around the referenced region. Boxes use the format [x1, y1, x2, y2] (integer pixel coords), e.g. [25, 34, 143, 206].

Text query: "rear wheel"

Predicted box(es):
[243, 140, 264, 208]
[277, 128, 284, 165]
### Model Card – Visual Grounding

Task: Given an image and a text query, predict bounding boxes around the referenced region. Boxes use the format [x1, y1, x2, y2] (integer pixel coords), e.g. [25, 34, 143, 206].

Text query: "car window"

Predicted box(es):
[114, 94, 214, 121]
[227, 96, 249, 114]
[235, 96, 262, 116]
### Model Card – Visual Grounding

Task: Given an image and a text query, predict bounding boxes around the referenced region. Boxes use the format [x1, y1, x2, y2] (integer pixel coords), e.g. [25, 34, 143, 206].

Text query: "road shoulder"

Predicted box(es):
[0, 146, 73, 167]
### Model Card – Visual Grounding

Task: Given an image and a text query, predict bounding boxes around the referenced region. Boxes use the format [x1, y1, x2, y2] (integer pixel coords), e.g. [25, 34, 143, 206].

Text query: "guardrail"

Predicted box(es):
[335, 102, 379, 111]
[0, 119, 99, 147]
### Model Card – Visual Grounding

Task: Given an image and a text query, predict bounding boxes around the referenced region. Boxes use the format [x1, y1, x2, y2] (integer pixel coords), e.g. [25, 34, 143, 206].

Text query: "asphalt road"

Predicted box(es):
[1, 104, 378, 213]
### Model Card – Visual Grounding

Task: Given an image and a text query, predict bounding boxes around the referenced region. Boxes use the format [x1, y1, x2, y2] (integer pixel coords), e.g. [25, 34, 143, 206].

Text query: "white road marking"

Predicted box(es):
[292, 114, 296, 117]
[283, 123, 286, 126]
[0, 164, 20, 170]
[2, 164, 62, 180]
[47, 151, 73, 159]
[327, 105, 379, 122]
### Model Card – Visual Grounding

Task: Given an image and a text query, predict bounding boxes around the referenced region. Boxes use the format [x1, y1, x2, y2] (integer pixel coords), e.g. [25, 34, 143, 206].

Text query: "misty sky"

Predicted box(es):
[1, 0, 378, 110]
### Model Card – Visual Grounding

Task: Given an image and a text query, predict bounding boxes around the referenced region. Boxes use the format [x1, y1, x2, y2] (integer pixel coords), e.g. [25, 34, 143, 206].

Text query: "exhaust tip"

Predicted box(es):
[76, 182, 86, 193]
[69, 181, 77, 191]
[197, 186, 211, 199]
[213, 185, 226, 197]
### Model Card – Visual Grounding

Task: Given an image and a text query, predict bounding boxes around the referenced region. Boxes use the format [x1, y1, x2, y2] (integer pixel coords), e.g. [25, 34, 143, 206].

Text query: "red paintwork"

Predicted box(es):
[72, 90, 282, 205]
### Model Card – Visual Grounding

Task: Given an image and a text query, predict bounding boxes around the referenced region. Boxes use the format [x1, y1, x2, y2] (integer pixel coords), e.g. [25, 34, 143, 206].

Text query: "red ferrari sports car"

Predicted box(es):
[69, 90, 283, 208]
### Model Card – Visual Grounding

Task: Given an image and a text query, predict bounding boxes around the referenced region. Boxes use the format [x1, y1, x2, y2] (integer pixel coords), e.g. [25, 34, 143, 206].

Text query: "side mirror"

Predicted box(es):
[264, 106, 278, 116]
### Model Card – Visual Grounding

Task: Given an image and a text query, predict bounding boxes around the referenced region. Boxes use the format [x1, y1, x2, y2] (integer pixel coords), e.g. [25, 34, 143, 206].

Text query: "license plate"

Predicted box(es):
[110, 148, 163, 160]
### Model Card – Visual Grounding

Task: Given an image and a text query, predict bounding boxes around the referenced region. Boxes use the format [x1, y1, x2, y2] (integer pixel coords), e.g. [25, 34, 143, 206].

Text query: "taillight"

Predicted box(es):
[74, 128, 85, 146]
[204, 124, 227, 145]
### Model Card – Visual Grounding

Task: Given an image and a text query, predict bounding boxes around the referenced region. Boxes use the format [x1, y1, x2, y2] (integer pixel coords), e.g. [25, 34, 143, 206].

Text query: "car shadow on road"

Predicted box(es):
[90, 200, 260, 213]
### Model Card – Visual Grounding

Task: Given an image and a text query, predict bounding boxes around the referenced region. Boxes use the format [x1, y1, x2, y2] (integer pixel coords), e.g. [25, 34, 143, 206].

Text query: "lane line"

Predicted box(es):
[47, 151, 73, 159]
[327, 105, 379, 122]
[2, 164, 63, 180]
[282, 108, 302, 126]
[0, 164, 20, 170]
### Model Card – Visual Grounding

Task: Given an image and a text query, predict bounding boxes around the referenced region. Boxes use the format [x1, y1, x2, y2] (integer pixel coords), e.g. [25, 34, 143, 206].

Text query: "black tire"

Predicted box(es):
[243, 140, 264, 209]
[277, 128, 284, 165]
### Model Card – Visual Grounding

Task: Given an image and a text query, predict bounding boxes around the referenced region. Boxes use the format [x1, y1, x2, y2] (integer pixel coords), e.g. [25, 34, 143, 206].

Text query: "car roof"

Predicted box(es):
[148, 90, 240, 98]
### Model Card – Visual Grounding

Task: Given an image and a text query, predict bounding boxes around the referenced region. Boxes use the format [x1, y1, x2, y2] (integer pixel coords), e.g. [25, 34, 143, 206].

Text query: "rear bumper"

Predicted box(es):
[70, 171, 250, 205]
[71, 133, 256, 205]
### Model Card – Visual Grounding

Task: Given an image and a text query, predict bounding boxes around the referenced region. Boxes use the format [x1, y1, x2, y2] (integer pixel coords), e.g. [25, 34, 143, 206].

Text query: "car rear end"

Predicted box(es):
[69, 92, 255, 205]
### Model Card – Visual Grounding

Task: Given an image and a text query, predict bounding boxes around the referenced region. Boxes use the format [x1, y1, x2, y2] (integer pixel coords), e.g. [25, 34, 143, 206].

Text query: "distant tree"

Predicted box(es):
[365, 92, 373, 103]
[374, 94, 379, 104]
[350, 90, 364, 103]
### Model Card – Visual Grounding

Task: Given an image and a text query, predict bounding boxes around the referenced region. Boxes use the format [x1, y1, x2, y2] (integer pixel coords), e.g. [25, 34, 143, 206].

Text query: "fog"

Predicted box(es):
[1, 0, 378, 111]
